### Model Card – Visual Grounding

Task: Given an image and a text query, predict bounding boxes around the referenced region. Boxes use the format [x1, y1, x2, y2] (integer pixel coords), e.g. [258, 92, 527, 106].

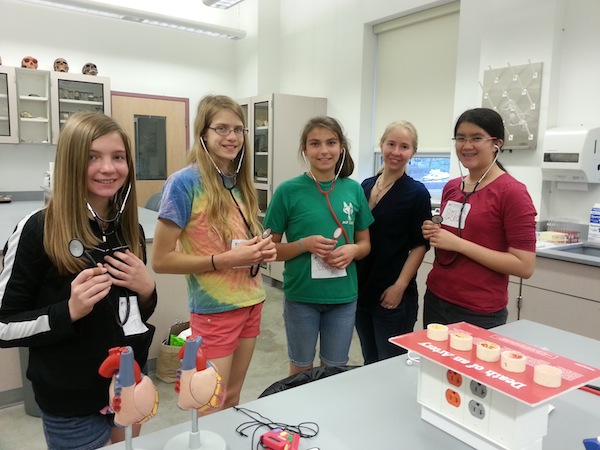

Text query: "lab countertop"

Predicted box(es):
[0, 201, 158, 254]
[536, 241, 600, 268]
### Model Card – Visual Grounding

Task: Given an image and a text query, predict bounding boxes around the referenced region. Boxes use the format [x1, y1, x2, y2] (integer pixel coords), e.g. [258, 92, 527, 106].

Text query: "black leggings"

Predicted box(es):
[423, 289, 507, 330]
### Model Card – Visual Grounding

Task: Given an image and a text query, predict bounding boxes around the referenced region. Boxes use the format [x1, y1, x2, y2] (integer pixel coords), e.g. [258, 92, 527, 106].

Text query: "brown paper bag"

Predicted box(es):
[156, 321, 190, 383]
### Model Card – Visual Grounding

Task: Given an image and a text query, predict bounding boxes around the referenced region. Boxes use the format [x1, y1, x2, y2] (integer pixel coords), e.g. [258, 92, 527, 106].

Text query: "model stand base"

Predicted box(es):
[163, 430, 226, 450]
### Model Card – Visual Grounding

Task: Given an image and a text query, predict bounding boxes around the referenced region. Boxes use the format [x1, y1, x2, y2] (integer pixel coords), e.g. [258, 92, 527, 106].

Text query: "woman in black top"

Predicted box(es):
[356, 121, 431, 364]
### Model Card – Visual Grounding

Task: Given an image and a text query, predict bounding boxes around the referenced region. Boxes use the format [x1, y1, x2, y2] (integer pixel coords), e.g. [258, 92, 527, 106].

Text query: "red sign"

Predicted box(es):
[390, 322, 600, 406]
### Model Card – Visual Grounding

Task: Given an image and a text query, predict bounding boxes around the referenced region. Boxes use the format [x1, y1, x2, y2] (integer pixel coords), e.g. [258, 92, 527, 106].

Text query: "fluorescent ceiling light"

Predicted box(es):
[202, 0, 244, 9]
[18, 0, 246, 39]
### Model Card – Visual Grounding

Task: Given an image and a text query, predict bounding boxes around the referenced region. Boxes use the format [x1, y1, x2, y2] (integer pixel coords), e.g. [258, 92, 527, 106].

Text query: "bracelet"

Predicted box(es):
[298, 238, 304, 252]
[211, 255, 217, 271]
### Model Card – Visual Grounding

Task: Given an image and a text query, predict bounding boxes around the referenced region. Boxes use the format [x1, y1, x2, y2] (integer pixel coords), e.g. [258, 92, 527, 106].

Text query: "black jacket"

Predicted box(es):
[0, 209, 156, 417]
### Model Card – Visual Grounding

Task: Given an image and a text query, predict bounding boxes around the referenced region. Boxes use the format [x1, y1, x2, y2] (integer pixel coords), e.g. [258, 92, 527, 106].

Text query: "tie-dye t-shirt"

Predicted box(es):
[158, 164, 266, 314]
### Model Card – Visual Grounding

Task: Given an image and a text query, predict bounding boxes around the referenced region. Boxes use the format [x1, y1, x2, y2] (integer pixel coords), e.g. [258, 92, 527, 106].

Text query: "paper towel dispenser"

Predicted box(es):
[541, 126, 600, 183]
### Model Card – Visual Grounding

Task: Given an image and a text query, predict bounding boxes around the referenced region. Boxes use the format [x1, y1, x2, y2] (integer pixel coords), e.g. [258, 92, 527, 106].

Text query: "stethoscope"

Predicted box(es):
[201, 137, 269, 277]
[69, 236, 132, 327]
[304, 148, 351, 244]
[432, 150, 499, 267]
[201, 137, 244, 191]
[86, 183, 132, 241]
[70, 181, 133, 327]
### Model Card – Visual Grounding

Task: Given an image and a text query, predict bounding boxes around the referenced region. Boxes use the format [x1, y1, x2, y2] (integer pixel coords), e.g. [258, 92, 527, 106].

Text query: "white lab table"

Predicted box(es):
[106, 320, 600, 450]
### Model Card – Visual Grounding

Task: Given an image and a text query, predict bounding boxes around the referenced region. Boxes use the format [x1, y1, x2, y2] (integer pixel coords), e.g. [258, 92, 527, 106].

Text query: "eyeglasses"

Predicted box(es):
[452, 136, 496, 146]
[208, 126, 248, 137]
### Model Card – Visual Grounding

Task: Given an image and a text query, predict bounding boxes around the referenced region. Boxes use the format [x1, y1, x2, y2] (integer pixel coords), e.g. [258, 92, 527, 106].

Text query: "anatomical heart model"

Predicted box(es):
[98, 346, 159, 428]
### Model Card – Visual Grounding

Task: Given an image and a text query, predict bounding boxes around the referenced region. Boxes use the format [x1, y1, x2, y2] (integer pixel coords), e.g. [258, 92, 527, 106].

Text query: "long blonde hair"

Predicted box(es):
[187, 95, 261, 243]
[44, 112, 141, 275]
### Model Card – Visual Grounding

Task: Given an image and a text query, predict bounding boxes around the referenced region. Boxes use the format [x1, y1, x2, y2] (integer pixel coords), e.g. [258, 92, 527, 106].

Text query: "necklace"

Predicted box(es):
[373, 176, 395, 205]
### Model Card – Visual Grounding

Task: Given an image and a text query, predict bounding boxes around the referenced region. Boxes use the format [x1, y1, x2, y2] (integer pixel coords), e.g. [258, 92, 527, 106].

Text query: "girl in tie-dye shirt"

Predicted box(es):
[152, 95, 276, 410]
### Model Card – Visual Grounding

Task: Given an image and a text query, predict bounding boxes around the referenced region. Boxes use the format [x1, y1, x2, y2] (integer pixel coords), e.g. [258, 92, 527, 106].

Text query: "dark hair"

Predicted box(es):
[454, 108, 507, 172]
[299, 116, 355, 178]
[454, 108, 505, 141]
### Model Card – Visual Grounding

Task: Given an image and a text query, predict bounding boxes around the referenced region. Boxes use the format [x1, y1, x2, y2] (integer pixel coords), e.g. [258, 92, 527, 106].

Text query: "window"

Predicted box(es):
[407, 153, 450, 206]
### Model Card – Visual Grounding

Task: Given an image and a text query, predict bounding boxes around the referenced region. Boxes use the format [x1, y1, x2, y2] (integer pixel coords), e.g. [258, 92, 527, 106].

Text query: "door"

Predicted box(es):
[111, 92, 189, 208]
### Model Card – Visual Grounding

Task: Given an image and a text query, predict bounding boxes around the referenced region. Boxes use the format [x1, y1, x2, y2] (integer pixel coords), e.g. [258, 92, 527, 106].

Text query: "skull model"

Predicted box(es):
[53, 58, 69, 73]
[21, 56, 38, 69]
[82, 62, 98, 76]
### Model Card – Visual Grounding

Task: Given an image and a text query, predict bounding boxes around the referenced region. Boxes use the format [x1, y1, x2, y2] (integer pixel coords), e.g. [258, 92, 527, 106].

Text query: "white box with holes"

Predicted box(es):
[391, 323, 600, 450]
[418, 358, 548, 450]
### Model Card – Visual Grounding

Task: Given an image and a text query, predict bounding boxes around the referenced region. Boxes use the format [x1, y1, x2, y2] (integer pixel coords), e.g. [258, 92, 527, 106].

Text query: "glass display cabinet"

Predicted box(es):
[0, 66, 19, 143]
[16, 68, 51, 144]
[238, 93, 327, 282]
[50, 71, 111, 143]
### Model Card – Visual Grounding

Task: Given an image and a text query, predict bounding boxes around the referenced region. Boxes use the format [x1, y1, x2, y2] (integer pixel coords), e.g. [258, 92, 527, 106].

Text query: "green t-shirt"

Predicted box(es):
[264, 173, 374, 304]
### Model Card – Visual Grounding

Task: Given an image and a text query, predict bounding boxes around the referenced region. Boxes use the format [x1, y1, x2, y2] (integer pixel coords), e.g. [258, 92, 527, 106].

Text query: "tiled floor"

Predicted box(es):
[0, 280, 364, 449]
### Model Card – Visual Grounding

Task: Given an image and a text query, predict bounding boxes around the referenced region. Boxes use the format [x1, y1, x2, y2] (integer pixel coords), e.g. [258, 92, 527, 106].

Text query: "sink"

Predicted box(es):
[550, 242, 600, 258]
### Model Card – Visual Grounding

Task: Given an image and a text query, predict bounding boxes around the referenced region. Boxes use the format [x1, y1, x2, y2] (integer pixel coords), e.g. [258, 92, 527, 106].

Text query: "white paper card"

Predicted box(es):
[441, 200, 470, 230]
[231, 239, 252, 268]
[310, 254, 347, 279]
[119, 296, 149, 336]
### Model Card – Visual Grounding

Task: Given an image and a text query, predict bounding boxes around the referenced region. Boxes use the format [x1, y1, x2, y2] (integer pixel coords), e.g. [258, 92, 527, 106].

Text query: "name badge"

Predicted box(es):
[231, 239, 251, 268]
[310, 254, 347, 279]
[441, 200, 470, 230]
[119, 296, 149, 336]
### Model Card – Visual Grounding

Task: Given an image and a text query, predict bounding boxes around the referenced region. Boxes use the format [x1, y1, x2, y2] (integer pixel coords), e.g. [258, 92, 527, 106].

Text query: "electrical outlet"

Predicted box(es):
[468, 400, 486, 419]
[470, 380, 488, 398]
[445, 388, 461, 407]
[441, 369, 466, 421]
[463, 377, 491, 434]
[446, 370, 463, 387]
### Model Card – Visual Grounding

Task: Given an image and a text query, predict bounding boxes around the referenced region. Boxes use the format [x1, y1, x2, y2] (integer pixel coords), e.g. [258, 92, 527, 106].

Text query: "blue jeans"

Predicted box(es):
[423, 289, 508, 330]
[42, 411, 113, 450]
[355, 295, 418, 364]
[283, 298, 357, 368]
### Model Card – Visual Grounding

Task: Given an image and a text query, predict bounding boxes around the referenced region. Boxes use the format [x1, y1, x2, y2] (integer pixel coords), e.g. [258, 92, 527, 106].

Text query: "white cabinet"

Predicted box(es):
[50, 71, 111, 144]
[0, 67, 111, 145]
[238, 93, 327, 282]
[0, 66, 19, 143]
[16, 68, 51, 144]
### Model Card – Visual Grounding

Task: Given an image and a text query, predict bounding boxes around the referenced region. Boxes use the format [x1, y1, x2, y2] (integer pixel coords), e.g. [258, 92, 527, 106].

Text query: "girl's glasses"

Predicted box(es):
[208, 126, 248, 137]
[452, 136, 495, 146]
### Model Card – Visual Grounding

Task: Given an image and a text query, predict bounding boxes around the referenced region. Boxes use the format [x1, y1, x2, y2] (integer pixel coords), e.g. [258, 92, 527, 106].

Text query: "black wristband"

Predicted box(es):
[211, 255, 217, 271]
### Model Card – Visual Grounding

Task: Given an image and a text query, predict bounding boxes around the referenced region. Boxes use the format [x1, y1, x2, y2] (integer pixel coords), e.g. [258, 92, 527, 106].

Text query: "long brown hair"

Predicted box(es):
[187, 95, 261, 243]
[44, 112, 141, 275]
[299, 116, 355, 178]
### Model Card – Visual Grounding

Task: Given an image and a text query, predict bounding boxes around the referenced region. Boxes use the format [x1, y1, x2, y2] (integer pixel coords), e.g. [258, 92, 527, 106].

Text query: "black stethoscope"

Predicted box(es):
[201, 137, 244, 191]
[70, 183, 134, 326]
[202, 137, 268, 277]
[432, 151, 499, 267]
[69, 236, 132, 327]
[86, 183, 132, 241]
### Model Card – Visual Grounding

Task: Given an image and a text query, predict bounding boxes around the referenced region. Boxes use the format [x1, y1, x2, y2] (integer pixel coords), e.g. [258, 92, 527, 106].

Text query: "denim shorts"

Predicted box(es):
[283, 298, 357, 367]
[42, 411, 113, 450]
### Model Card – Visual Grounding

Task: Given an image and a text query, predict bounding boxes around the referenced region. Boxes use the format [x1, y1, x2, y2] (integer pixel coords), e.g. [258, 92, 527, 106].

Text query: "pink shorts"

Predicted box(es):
[190, 302, 264, 359]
